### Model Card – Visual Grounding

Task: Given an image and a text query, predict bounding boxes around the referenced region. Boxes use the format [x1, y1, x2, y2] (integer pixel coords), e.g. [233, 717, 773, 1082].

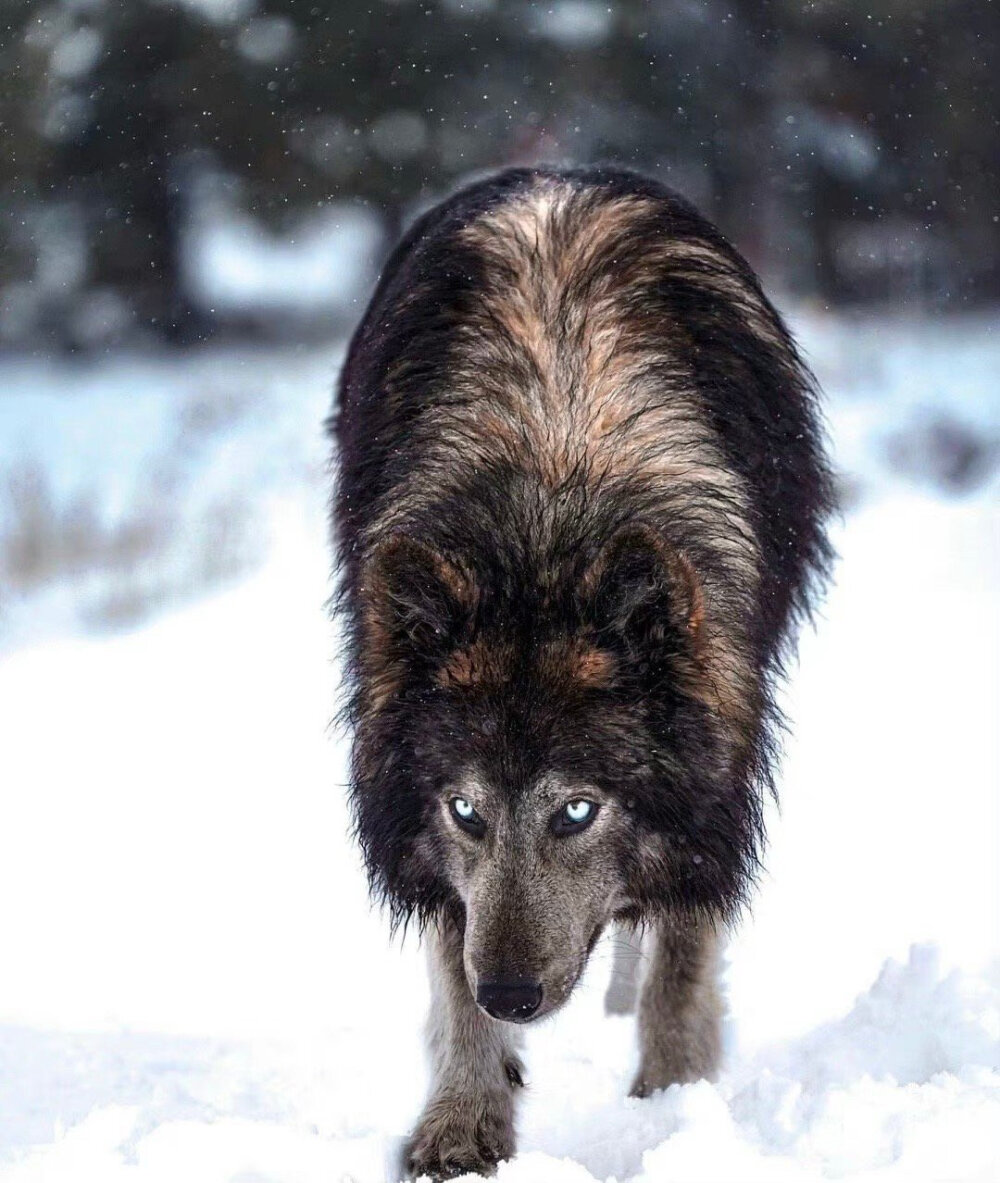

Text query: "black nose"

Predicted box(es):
[475, 978, 543, 1022]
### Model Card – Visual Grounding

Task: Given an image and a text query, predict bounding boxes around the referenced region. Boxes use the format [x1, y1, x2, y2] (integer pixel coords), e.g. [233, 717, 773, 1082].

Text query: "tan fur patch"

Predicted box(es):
[537, 637, 616, 689]
[435, 637, 614, 691]
[566, 643, 615, 687]
[436, 640, 512, 689]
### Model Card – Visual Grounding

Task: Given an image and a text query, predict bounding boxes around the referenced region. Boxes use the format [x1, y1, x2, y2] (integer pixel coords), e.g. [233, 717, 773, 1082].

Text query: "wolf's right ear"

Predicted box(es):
[360, 535, 476, 682]
[579, 523, 704, 652]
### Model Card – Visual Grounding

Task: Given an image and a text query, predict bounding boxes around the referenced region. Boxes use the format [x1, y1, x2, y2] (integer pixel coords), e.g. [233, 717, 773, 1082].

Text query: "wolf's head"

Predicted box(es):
[350, 522, 760, 1021]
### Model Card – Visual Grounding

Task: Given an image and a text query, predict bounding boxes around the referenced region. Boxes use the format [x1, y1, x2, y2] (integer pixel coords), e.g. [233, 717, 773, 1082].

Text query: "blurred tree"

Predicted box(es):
[772, 0, 999, 302]
[0, 0, 55, 336]
[2, 0, 996, 349]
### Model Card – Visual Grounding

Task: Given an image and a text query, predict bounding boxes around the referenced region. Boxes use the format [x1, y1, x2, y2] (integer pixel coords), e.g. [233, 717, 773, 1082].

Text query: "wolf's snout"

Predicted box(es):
[475, 978, 543, 1022]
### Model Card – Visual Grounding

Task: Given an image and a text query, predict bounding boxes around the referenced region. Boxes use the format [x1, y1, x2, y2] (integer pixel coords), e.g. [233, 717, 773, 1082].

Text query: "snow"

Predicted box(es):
[0, 312, 997, 1180]
[0, 348, 338, 653]
[183, 202, 381, 315]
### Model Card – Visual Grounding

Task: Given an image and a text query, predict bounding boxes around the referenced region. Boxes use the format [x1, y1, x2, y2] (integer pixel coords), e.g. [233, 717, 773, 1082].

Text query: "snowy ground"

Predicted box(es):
[0, 311, 998, 1181]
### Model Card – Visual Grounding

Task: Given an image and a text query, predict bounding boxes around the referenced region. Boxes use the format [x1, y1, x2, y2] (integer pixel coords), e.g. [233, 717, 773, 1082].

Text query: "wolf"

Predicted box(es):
[330, 166, 833, 1179]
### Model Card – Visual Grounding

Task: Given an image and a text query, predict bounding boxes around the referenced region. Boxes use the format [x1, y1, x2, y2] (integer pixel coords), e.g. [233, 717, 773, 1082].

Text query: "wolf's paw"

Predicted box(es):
[403, 1091, 515, 1180]
[628, 1066, 668, 1099]
[629, 1053, 715, 1098]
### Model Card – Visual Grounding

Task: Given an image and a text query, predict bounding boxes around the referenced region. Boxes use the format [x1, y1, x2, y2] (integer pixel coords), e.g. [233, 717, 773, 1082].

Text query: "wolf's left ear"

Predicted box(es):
[361, 534, 476, 668]
[580, 523, 704, 649]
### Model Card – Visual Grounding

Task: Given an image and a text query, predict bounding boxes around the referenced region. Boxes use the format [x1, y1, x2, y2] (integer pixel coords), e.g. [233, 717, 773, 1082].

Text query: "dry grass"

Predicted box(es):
[1, 464, 171, 594]
[0, 387, 265, 642]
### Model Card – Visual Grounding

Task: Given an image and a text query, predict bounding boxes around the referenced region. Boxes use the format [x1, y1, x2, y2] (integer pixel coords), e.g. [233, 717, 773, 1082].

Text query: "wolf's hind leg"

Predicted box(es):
[403, 915, 522, 1180]
[603, 922, 645, 1016]
[629, 914, 723, 1097]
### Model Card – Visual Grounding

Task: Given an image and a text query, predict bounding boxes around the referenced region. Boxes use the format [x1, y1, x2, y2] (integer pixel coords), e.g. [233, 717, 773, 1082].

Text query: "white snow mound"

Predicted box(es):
[0, 947, 997, 1182]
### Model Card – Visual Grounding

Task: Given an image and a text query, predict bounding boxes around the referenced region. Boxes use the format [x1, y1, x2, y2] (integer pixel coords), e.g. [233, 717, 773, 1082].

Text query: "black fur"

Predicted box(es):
[330, 166, 834, 930]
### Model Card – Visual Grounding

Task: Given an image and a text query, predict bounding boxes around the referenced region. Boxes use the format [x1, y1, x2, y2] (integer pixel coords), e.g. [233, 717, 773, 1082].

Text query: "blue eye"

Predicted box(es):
[552, 799, 598, 835]
[449, 796, 485, 835]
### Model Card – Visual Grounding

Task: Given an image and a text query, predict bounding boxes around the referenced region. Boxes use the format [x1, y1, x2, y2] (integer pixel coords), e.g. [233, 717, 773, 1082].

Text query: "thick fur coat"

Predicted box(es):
[331, 165, 833, 1177]
[332, 165, 833, 927]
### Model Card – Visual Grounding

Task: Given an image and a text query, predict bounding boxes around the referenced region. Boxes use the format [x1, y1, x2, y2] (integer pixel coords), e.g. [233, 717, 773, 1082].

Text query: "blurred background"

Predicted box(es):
[1, 0, 998, 647]
[0, 4, 998, 1179]
[2, 0, 998, 352]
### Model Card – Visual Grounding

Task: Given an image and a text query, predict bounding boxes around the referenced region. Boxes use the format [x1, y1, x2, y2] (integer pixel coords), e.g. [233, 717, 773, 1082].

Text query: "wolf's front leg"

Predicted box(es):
[404, 915, 523, 1180]
[603, 921, 645, 1015]
[629, 914, 723, 1097]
